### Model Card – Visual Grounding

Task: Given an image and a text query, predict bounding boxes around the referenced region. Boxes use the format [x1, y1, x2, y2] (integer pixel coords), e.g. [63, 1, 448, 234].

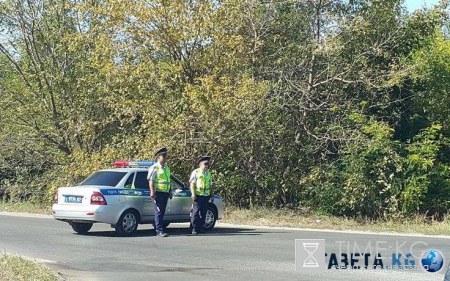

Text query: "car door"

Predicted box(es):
[168, 175, 192, 221]
[134, 171, 154, 222]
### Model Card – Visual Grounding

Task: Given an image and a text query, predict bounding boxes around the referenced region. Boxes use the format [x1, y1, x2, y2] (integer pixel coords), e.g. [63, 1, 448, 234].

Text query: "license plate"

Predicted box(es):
[64, 196, 83, 203]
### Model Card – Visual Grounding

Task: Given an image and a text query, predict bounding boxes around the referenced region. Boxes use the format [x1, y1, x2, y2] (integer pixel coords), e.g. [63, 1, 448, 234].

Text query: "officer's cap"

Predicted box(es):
[197, 156, 211, 165]
[154, 147, 167, 157]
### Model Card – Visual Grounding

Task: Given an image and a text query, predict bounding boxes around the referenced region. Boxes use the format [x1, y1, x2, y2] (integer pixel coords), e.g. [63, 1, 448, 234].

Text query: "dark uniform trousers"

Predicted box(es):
[191, 195, 210, 232]
[154, 191, 170, 233]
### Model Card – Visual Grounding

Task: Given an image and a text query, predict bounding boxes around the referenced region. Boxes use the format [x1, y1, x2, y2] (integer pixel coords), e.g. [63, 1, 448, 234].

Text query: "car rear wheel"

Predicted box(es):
[115, 210, 139, 237]
[203, 206, 217, 231]
[71, 222, 93, 234]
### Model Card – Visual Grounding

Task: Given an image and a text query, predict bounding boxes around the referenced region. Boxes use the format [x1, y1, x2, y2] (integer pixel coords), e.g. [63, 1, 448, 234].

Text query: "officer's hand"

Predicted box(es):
[210, 196, 214, 203]
[191, 194, 196, 201]
[169, 192, 173, 200]
[150, 192, 156, 199]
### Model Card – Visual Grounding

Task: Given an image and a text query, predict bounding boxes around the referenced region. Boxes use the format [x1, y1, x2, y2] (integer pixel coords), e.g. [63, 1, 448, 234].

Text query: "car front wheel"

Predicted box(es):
[203, 206, 217, 231]
[71, 222, 93, 234]
[115, 210, 139, 236]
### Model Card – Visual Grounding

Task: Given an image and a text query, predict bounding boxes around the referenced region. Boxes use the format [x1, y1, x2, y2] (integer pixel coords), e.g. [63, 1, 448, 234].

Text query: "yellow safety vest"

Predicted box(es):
[154, 164, 171, 192]
[194, 168, 212, 196]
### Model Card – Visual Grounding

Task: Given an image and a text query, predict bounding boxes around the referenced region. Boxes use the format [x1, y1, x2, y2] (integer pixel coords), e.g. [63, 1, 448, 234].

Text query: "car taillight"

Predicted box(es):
[54, 190, 58, 204]
[91, 192, 107, 205]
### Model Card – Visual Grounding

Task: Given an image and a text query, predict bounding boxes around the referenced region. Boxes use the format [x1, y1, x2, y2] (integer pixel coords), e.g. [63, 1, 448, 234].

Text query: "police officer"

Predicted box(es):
[147, 147, 172, 237]
[189, 156, 213, 235]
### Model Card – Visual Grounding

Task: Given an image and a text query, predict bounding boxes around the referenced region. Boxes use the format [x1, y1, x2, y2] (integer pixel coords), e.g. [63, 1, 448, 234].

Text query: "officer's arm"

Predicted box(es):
[210, 176, 213, 195]
[189, 171, 196, 200]
[149, 180, 156, 197]
[169, 175, 173, 199]
[190, 182, 196, 200]
[148, 167, 156, 198]
[210, 177, 214, 202]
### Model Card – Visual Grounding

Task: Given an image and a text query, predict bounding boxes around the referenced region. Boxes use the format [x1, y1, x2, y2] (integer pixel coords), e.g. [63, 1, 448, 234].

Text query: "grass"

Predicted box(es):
[0, 254, 57, 281]
[222, 207, 450, 236]
[0, 201, 51, 215]
[3, 200, 450, 236]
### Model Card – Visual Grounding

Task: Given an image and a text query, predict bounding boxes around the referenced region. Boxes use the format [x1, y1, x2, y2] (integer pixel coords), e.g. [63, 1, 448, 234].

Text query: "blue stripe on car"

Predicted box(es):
[100, 189, 190, 197]
[100, 189, 150, 196]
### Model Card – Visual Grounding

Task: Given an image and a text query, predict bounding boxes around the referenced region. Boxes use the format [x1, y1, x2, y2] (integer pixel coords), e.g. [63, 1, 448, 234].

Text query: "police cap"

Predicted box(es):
[197, 156, 211, 165]
[154, 147, 167, 157]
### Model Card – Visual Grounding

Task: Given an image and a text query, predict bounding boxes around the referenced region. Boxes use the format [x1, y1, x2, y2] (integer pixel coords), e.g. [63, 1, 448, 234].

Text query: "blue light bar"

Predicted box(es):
[130, 161, 155, 167]
[114, 160, 155, 167]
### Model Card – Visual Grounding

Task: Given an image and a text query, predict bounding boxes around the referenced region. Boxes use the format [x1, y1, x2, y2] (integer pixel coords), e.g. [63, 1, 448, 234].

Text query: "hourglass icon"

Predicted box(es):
[303, 243, 319, 267]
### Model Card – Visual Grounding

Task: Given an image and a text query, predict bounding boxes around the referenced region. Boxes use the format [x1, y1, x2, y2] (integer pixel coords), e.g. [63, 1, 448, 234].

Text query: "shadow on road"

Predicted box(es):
[166, 226, 275, 237]
[81, 226, 283, 238]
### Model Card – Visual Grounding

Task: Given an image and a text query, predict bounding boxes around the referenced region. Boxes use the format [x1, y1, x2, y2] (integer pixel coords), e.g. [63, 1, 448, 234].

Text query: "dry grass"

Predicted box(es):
[0, 254, 57, 281]
[0, 201, 51, 215]
[222, 207, 450, 236]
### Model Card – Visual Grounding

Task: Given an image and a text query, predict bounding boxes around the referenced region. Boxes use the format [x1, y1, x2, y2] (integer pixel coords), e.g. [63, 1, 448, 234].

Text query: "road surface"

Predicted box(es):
[0, 212, 448, 281]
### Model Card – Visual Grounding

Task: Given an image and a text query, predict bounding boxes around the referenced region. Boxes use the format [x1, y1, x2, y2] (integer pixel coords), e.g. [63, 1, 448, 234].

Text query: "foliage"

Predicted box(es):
[0, 0, 449, 220]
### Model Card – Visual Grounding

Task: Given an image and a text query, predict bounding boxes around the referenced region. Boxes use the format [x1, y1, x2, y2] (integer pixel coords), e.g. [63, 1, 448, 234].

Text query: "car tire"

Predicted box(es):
[71, 222, 93, 234]
[203, 205, 217, 231]
[115, 210, 139, 237]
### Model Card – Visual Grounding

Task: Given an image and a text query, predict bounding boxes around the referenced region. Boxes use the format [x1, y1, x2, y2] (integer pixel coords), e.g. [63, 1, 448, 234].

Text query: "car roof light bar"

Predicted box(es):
[114, 160, 155, 168]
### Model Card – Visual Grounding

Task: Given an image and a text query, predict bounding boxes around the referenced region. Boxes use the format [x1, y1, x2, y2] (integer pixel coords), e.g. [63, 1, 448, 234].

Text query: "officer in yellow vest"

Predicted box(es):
[147, 147, 172, 237]
[189, 156, 213, 235]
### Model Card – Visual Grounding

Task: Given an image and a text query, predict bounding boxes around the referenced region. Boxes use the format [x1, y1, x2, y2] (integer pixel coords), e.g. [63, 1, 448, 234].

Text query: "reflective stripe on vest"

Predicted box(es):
[154, 164, 171, 192]
[194, 168, 211, 196]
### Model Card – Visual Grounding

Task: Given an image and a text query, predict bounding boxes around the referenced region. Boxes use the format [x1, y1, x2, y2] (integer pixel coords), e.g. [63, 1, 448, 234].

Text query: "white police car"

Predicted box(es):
[52, 161, 224, 236]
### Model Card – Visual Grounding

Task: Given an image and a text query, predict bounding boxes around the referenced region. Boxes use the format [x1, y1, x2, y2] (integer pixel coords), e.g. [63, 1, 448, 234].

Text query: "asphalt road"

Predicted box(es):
[0, 212, 449, 281]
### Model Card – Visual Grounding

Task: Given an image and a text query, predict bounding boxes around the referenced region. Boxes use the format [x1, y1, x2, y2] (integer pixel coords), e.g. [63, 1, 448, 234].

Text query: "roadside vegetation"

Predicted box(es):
[223, 207, 450, 236]
[1, 1, 450, 224]
[0, 254, 57, 281]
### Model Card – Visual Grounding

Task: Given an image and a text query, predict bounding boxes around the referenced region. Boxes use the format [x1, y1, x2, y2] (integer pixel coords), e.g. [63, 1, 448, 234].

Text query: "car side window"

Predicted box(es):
[134, 172, 149, 189]
[170, 177, 184, 190]
[124, 173, 135, 189]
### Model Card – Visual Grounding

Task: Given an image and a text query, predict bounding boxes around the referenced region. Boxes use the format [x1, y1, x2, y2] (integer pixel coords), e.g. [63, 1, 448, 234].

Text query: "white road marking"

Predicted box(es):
[0, 211, 52, 219]
[1, 251, 57, 264]
[215, 222, 450, 239]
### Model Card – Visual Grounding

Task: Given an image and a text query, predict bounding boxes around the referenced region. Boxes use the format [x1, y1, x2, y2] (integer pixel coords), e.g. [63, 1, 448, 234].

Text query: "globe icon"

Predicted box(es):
[421, 250, 444, 272]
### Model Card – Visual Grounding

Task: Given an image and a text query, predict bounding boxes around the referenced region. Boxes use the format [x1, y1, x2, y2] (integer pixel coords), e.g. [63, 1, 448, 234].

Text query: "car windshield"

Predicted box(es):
[80, 171, 127, 186]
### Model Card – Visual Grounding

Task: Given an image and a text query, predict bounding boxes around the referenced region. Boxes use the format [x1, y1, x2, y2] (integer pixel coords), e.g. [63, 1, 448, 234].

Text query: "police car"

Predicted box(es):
[52, 161, 224, 236]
